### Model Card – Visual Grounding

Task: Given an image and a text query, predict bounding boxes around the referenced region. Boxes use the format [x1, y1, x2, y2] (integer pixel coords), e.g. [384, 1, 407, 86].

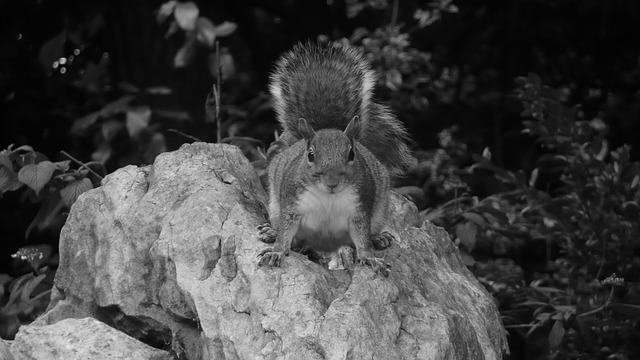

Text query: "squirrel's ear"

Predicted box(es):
[298, 118, 315, 139]
[344, 116, 361, 139]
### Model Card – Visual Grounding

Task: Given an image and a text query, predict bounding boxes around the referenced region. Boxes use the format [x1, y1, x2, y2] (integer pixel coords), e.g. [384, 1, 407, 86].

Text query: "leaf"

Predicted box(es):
[19, 273, 46, 302]
[18, 161, 55, 195]
[610, 303, 640, 319]
[174, 36, 198, 68]
[548, 320, 565, 350]
[212, 21, 238, 37]
[455, 222, 477, 251]
[126, 106, 151, 137]
[60, 178, 93, 207]
[0, 165, 23, 195]
[165, 20, 180, 39]
[529, 168, 539, 187]
[38, 31, 65, 70]
[53, 160, 71, 171]
[195, 17, 216, 47]
[156, 0, 177, 23]
[6, 275, 30, 309]
[174, 1, 199, 31]
[460, 212, 486, 227]
[143, 133, 167, 164]
[25, 192, 65, 240]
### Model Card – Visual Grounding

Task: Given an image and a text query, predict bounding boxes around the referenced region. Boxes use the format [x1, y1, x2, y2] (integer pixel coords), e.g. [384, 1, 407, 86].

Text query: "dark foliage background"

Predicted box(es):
[1, 0, 639, 359]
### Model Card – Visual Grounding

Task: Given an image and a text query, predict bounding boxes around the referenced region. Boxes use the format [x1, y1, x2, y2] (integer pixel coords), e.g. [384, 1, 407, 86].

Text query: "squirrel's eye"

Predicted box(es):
[348, 146, 355, 162]
[307, 147, 315, 162]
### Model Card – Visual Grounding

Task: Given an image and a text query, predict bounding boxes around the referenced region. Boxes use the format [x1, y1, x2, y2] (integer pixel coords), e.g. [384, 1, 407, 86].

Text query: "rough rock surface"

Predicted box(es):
[28, 143, 507, 359]
[10, 317, 171, 360]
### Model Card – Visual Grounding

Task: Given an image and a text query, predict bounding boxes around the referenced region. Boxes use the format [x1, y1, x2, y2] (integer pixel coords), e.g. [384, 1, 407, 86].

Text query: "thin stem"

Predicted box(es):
[60, 151, 104, 180]
[390, 0, 399, 27]
[578, 286, 615, 318]
[215, 41, 222, 144]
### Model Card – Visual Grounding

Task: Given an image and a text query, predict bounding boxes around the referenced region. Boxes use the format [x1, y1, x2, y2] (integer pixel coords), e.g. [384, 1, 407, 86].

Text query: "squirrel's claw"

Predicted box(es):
[257, 223, 277, 243]
[371, 231, 394, 250]
[358, 256, 391, 277]
[258, 248, 288, 267]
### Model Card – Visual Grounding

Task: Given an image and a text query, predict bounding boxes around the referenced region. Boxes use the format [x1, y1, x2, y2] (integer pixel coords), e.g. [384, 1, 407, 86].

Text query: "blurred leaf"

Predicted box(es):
[101, 119, 125, 142]
[0, 166, 23, 195]
[156, 0, 177, 23]
[195, 17, 216, 47]
[208, 49, 236, 79]
[19, 273, 46, 302]
[145, 86, 173, 95]
[126, 106, 151, 137]
[60, 178, 93, 207]
[174, 1, 199, 31]
[38, 31, 65, 70]
[92, 142, 112, 164]
[25, 192, 65, 239]
[548, 320, 565, 350]
[213, 21, 238, 37]
[174, 36, 198, 68]
[456, 222, 477, 251]
[143, 133, 167, 164]
[460, 212, 486, 227]
[165, 20, 180, 39]
[18, 161, 55, 195]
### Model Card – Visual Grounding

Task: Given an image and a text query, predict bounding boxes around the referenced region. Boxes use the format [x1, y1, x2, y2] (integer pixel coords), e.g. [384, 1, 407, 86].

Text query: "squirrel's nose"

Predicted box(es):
[325, 175, 341, 190]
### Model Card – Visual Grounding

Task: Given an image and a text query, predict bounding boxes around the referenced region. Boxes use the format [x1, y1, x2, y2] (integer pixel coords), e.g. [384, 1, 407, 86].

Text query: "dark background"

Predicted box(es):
[1, 0, 639, 358]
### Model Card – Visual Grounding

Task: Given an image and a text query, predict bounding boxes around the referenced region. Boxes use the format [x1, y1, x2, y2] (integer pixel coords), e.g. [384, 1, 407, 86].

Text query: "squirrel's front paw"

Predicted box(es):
[257, 223, 277, 243]
[258, 248, 288, 267]
[371, 231, 394, 250]
[358, 256, 391, 277]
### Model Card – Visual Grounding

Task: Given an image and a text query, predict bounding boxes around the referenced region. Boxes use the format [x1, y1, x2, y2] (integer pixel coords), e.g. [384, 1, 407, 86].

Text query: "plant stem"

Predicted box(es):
[60, 151, 104, 180]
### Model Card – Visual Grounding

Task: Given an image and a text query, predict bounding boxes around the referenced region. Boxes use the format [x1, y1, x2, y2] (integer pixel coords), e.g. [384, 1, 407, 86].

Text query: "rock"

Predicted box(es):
[1, 338, 15, 360]
[10, 317, 171, 360]
[33, 143, 507, 359]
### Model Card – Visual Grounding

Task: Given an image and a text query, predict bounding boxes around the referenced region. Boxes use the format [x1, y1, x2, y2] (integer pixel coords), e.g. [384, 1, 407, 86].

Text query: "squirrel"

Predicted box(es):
[257, 41, 415, 275]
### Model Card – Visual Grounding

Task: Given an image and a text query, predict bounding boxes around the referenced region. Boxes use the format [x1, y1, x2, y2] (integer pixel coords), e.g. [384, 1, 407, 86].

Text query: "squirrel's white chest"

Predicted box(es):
[296, 186, 357, 249]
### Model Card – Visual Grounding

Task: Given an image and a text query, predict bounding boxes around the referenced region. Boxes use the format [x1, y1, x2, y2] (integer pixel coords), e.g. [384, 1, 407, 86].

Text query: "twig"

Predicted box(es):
[215, 41, 222, 143]
[391, 0, 399, 27]
[577, 286, 615, 318]
[60, 151, 104, 180]
[168, 128, 201, 142]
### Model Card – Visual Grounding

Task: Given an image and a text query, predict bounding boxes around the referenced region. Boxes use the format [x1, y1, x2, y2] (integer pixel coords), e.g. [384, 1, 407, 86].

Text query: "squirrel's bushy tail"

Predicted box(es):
[269, 41, 415, 176]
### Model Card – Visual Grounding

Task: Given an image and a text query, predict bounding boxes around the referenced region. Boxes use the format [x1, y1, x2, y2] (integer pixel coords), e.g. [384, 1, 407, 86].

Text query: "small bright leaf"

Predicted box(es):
[212, 21, 238, 37]
[60, 178, 93, 207]
[53, 160, 71, 171]
[195, 17, 216, 47]
[174, 1, 199, 31]
[156, 0, 177, 23]
[18, 161, 55, 195]
[126, 106, 151, 137]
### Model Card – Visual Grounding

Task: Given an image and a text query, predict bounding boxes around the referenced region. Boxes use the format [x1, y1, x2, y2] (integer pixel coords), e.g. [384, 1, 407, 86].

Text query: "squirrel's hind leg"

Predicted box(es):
[371, 231, 394, 250]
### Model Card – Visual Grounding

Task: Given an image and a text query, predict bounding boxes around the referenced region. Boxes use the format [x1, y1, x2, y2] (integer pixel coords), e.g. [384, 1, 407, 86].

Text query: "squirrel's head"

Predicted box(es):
[299, 117, 362, 194]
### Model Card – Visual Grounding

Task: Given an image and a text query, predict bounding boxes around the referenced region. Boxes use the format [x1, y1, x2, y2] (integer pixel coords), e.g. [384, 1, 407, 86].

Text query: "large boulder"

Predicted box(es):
[18, 143, 507, 359]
